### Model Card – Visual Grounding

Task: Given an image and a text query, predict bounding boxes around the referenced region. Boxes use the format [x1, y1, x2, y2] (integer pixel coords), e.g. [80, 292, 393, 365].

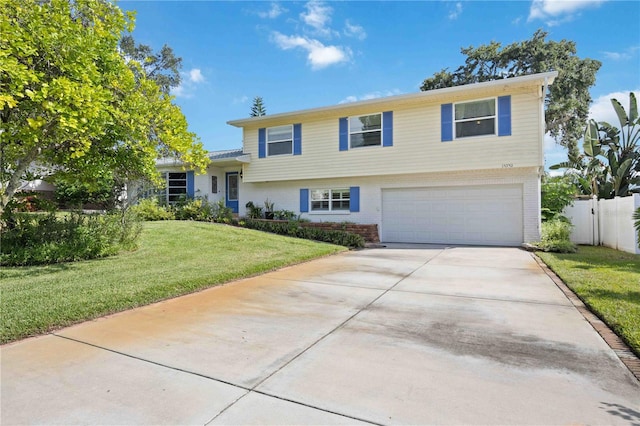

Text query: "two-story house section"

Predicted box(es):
[226, 71, 557, 246]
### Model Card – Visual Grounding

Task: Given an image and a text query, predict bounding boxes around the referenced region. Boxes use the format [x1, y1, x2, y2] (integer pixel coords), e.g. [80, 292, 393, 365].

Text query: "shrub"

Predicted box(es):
[537, 219, 576, 253]
[541, 175, 576, 222]
[245, 201, 263, 219]
[634, 207, 640, 249]
[174, 198, 215, 221]
[0, 211, 142, 266]
[212, 200, 234, 223]
[273, 209, 297, 221]
[131, 198, 175, 221]
[242, 219, 365, 249]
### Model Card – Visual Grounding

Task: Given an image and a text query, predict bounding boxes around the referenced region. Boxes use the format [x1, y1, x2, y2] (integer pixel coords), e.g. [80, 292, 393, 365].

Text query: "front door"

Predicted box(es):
[225, 172, 239, 213]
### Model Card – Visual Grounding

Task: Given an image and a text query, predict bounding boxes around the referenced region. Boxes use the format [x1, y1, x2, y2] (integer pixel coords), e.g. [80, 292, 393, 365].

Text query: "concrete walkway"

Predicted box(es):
[2, 246, 639, 425]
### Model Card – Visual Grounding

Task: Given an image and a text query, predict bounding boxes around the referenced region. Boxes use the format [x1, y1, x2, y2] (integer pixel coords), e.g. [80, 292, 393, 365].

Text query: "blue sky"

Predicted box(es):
[120, 0, 640, 168]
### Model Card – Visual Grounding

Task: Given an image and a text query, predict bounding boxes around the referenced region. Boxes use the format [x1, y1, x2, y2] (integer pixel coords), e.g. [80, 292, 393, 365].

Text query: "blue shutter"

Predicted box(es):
[186, 171, 194, 198]
[382, 111, 393, 147]
[300, 188, 309, 213]
[441, 104, 453, 142]
[258, 128, 266, 158]
[293, 123, 302, 155]
[349, 186, 360, 212]
[339, 117, 349, 151]
[498, 96, 512, 136]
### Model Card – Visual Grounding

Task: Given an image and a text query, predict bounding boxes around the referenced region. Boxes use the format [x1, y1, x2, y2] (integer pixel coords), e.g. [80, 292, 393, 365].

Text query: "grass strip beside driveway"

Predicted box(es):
[1, 221, 346, 344]
[538, 246, 640, 356]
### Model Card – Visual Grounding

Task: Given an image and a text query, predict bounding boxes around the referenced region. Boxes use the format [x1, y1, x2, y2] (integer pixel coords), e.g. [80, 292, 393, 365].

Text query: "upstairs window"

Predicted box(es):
[310, 188, 350, 212]
[454, 99, 496, 138]
[267, 125, 293, 156]
[350, 114, 381, 148]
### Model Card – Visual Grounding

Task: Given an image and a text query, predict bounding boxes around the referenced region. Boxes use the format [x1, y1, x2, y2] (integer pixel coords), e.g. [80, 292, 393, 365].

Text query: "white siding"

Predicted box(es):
[239, 167, 541, 243]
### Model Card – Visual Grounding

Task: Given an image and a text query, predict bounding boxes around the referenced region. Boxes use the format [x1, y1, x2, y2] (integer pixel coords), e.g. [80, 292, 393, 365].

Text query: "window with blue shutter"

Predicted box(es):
[300, 188, 309, 213]
[441, 104, 453, 142]
[293, 123, 302, 155]
[339, 117, 349, 151]
[349, 186, 360, 212]
[382, 112, 393, 147]
[258, 128, 266, 158]
[498, 96, 512, 136]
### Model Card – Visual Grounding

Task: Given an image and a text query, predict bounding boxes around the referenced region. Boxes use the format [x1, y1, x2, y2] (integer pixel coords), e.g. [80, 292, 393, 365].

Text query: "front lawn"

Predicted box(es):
[0, 221, 345, 344]
[538, 246, 640, 355]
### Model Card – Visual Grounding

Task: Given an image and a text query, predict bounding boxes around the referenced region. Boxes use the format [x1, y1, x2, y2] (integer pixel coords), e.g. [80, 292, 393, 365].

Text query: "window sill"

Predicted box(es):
[309, 211, 351, 215]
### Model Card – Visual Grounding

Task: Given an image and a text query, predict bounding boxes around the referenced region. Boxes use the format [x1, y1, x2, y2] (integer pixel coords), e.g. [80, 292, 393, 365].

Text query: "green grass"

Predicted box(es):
[538, 246, 640, 355]
[0, 221, 346, 344]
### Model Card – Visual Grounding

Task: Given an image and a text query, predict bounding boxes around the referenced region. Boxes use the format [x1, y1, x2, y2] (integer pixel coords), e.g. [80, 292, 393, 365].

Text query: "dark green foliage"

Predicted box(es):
[420, 29, 601, 150]
[250, 96, 266, 117]
[243, 220, 365, 249]
[273, 209, 297, 220]
[53, 172, 122, 210]
[0, 211, 141, 266]
[131, 198, 175, 221]
[245, 201, 264, 219]
[541, 175, 576, 221]
[537, 219, 576, 253]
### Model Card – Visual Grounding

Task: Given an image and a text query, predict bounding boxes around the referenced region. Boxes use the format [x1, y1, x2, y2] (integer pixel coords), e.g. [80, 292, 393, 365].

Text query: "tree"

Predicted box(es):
[553, 93, 640, 199]
[0, 0, 209, 217]
[540, 174, 576, 222]
[119, 34, 182, 95]
[250, 96, 266, 117]
[420, 30, 601, 153]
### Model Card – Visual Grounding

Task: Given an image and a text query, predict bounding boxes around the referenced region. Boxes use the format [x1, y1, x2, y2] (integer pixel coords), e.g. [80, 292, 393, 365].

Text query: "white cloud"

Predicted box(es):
[300, 0, 334, 36]
[448, 2, 463, 20]
[271, 31, 350, 69]
[189, 68, 204, 83]
[344, 20, 366, 40]
[339, 89, 403, 104]
[258, 2, 286, 19]
[512, 16, 522, 25]
[233, 95, 249, 104]
[602, 46, 639, 61]
[171, 68, 205, 98]
[528, 0, 606, 24]
[589, 90, 639, 126]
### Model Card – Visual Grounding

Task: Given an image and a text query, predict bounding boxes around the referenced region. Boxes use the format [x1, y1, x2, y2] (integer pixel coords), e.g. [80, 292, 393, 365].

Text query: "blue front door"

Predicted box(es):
[225, 172, 239, 213]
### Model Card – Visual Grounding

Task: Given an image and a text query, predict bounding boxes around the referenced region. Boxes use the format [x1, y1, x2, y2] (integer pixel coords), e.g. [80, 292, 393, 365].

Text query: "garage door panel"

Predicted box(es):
[382, 185, 523, 246]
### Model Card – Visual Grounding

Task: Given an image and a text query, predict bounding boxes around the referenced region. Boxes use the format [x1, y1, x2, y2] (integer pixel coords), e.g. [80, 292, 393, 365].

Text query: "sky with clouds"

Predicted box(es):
[119, 0, 639, 169]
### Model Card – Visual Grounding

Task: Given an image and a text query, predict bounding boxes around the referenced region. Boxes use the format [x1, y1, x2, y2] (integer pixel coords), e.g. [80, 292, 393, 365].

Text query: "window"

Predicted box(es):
[311, 188, 350, 212]
[211, 176, 218, 194]
[166, 172, 187, 203]
[350, 113, 381, 148]
[454, 99, 496, 138]
[267, 125, 293, 156]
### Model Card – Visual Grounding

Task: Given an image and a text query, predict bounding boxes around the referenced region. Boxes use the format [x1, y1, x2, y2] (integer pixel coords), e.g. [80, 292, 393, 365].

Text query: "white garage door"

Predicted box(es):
[382, 185, 523, 246]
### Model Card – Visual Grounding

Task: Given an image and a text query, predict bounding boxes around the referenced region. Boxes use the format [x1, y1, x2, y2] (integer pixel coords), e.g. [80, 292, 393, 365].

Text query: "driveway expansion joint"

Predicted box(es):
[533, 253, 640, 382]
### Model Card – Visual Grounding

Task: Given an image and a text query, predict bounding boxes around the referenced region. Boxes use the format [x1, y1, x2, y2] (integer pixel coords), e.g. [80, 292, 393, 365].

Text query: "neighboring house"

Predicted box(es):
[160, 71, 557, 246]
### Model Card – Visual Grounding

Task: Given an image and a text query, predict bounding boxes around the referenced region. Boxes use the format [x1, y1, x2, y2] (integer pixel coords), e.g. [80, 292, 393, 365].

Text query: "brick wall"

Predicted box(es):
[300, 222, 380, 243]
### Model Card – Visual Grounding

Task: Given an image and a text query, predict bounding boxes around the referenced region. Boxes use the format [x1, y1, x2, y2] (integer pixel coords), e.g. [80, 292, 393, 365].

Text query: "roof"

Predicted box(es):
[156, 148, 244, 167]
[227, 71, 558, 128]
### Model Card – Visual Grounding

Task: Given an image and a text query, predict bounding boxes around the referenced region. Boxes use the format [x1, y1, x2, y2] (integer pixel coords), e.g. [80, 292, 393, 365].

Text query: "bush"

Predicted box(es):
[131, 198, 175, 221]
[245, 201, 263, 219]
[242, 219, 365, 249]
[174, 198, 214, 221]
[537, 219, 576, 253]
[273, 209, 297, 221]
[541, 175, 576, 222]
[0, 211, 142, 266]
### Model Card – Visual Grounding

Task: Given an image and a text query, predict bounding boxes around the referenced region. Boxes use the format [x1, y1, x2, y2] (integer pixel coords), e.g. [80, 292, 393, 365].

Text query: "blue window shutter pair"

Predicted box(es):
[497, 96, 512, 136]
[440, 97, 511, 141]
[258, 128, 266, 158]
[186, 171, 195, 198]
[299, 187, 360, 213]
[293, 123, 302, 155]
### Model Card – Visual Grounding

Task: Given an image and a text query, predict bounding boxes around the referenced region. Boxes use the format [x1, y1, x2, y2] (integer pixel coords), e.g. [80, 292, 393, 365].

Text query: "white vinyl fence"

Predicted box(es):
[563, 194, 640, 254]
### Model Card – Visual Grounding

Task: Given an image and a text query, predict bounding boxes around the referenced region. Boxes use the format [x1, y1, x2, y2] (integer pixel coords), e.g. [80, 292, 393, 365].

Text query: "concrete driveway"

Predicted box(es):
[2, 245, 639, 425]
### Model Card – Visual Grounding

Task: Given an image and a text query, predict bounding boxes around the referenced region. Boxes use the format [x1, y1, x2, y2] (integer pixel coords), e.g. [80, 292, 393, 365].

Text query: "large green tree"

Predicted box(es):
[420, 30, 601, 152]
[0, 0, 208, 216]
[250, 96, 266, 117]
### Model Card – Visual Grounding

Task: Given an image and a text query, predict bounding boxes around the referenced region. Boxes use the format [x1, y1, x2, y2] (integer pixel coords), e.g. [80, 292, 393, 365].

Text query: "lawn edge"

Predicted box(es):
[532, 253, 640, 382]
[1, 247, 347, 347]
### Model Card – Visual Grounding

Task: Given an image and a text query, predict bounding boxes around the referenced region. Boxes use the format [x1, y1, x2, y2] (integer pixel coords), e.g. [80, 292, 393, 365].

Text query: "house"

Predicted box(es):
[158, 71, 557, 246]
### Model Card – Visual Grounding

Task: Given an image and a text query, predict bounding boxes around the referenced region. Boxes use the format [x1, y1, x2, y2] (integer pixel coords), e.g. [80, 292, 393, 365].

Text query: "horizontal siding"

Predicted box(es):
[242, 87, 542, 183]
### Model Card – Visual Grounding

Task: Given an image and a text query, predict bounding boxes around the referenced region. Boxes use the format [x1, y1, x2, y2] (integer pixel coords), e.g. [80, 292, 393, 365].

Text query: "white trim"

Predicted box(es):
[227, 71, 558, 127]
[310, 187, 351, 213]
